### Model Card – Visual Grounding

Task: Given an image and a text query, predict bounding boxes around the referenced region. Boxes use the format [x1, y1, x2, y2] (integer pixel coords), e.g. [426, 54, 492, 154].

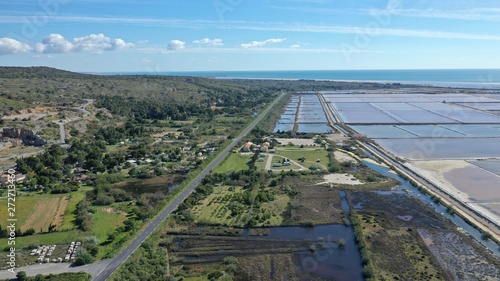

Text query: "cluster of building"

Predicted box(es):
[0, 173, 26, 185]
[239, 141, 276, 153]
[126, 144, 217, 174]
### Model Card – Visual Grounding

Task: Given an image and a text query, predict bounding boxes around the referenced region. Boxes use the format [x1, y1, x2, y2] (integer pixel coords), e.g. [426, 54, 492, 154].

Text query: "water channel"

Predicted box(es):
[241, 190, 364, 280]
[361, 150, 500, 256]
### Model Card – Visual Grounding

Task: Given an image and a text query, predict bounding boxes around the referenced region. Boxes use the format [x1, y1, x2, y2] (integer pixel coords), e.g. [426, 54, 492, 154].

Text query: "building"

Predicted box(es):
[240, 142, 253, 152]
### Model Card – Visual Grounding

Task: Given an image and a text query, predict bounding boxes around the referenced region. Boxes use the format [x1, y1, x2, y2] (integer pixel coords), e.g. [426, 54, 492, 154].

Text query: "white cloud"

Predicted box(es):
[34, 34, 74, 54]
[241, 38, 287, 49]
[167, 39, 185, 51]
[73, 33, 110, 52]
[392, 8, 500, 22]
[0, 37, 31, 55]
[290, 44, 301, 48]
[193, 38, 224, 47]
[33, 33, 134, 54]
[110, 38, 135, 50]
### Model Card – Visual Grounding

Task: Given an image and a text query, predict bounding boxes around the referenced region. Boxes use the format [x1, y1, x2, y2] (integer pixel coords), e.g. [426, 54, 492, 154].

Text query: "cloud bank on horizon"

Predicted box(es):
[1, 0, 500, 72]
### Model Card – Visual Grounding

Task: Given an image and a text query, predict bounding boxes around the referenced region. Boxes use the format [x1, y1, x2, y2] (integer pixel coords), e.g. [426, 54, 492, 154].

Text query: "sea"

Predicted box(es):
[102, 69, 500, 89]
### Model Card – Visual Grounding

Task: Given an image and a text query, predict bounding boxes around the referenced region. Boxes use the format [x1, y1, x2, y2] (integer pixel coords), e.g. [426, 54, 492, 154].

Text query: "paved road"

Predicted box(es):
[93, 92, 286, 281]
[0, 260, 112, 280]
[52, 99, 94, 145]
[0, 93, 284, 280]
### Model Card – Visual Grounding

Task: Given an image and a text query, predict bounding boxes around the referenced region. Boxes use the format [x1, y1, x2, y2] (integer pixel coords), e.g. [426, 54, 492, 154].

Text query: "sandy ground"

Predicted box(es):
[407, 160, 471, 202]
[408, 160, 500, 227]
[326, 133, 349, 144]
[1, 106, 60, 121]
[317, 173, 363, 185]
[275, 138, 317, 146]
[0, 146, 43, 168]
[334, 151, 357, 163]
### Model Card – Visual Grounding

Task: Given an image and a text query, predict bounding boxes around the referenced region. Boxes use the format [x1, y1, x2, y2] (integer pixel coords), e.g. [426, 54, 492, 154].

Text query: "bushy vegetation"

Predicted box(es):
[15, 271, 92, 281]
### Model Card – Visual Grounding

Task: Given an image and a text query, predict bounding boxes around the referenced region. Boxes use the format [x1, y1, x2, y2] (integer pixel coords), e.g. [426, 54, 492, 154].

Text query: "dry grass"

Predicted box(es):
[52, 196, 69, 230]
[284, 176, 344, 225]
[21, 196, 68, 232]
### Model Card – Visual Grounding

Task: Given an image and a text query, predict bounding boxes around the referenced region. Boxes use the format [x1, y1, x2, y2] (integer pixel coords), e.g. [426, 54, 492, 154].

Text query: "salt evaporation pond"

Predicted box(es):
[274, 123, 294, 132]
[337, 109, 400, 124]
[470, 160, 500, 176]
[350, 125, 417, 138]
[396, 125, 466, 137]
[298, 123, 332, 133]
[274, 94, 331, 133]
[457, 102, 500, 111]
[375, 138, 500, 160]
[442, 124, 500, 137]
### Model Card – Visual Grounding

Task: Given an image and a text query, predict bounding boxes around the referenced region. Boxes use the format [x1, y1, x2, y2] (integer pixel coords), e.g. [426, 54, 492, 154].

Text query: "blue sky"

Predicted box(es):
[1, 0, 500, 72]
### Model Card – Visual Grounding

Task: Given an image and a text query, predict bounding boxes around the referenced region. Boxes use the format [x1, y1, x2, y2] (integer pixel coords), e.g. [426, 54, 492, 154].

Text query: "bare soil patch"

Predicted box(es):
[21, 196, 63, 232]
[275, 138, 317, 146]
[318, 173, 363, 185]
[408, 160, 472, 202]
[52, 196, 69, 230]
[334, 150, 357, 163]
[283, 176, 344, 225]
[326, 133, 349, 144]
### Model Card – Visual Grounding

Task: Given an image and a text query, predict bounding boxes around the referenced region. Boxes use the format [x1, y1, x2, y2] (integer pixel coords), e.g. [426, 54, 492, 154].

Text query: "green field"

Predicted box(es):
[213, 153, 252, 173]
[62, 187, 92, 230]
[192, 186, 289, 227]
[0, 192, 65, 231]
[193, 186, 246, 226]
[275, 147, 330, 165]
[12, 230, 84, 249]
[90, 206, 127, 242]
[260, 194, 290, 225]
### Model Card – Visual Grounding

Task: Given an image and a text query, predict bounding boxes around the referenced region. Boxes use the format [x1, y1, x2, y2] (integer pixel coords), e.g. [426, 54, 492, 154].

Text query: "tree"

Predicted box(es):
[75, 251, 95, 266]
[16, 271, 28, 281]
[208, 271, 224, 281]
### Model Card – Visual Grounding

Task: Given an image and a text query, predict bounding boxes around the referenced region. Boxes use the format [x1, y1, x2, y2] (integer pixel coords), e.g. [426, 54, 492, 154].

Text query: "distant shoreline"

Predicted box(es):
[92, 69, 500, 90]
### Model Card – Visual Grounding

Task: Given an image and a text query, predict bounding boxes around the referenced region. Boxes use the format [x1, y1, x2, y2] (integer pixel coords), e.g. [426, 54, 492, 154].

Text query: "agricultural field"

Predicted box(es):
[21, 196, 68, 232]
[0, 193, 69, 233]
[213, 153, 252, 173]
[191, 185, 289, 227]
